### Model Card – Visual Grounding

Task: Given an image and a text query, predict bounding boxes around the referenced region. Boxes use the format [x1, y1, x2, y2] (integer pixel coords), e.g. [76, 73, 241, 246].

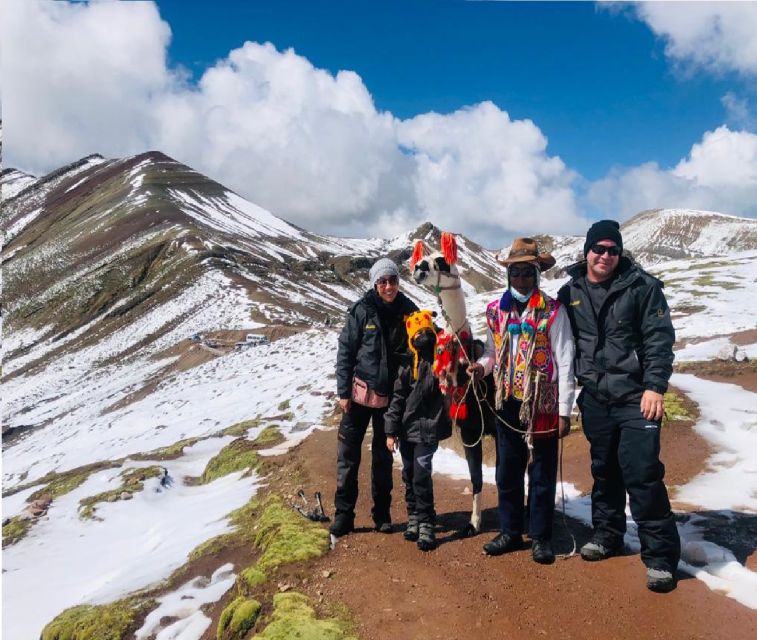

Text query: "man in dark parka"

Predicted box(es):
[558, 220, 681, 593]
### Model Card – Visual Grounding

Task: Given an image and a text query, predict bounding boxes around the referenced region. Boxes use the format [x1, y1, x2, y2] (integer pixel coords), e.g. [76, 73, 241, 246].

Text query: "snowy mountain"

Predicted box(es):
[532, 208, 757, 277]
[1, 151, 508, 406]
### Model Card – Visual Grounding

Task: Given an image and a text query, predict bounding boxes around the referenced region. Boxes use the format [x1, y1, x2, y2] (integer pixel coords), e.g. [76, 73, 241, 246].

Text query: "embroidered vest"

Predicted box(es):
[485, 289, 560, 404]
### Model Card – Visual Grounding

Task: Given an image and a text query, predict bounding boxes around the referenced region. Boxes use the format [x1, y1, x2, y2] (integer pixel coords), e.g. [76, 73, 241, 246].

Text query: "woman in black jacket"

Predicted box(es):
[331, 258, 418, 538]
[385, 310, 452, 551]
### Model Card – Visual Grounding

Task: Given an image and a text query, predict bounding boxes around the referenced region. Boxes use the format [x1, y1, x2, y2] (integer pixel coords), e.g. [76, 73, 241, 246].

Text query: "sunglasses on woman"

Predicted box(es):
[376, 275, 399, 287]
[508, 265, 536, 277]
[590, 244, 621, 257]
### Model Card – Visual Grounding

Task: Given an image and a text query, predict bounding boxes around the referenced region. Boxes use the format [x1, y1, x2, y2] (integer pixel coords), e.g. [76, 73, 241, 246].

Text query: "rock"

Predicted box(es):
[107, 494, 119, 502]
[278, 582, 291, 592]
[120, 491, 133, 500]
[734, 348, 748, 362]
[716, 344, 737, 361]
[321, 569, 333, 579]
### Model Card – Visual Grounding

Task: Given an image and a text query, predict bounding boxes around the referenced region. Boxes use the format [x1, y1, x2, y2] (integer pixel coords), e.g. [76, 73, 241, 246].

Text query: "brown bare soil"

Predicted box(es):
[295, 425, 756, 640]
[676, 359, 757, 393]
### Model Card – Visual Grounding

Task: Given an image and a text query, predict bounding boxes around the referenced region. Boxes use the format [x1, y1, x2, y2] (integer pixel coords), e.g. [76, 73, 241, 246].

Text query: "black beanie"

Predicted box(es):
[584, 219, 623, 257]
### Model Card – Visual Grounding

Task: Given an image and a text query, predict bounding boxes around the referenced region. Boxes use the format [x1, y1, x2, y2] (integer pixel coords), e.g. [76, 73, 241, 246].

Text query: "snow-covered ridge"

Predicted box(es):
[1, 168, 37, 201]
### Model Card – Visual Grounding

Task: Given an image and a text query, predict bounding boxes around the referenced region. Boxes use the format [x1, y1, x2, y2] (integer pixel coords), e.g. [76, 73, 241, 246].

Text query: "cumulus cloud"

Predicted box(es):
[617, 1, 757, 76]
[1, 0, 584, 246]
[587, 126, 757, 219]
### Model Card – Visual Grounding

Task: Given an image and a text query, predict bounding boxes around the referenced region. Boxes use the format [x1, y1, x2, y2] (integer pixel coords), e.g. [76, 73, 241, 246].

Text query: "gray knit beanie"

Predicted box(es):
[369, 258, 400, 287]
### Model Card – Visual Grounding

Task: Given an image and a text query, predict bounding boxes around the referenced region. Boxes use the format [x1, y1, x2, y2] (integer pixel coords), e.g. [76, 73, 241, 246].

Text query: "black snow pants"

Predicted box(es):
[334, 402, 393, 525]
[579, 390, 681, 572]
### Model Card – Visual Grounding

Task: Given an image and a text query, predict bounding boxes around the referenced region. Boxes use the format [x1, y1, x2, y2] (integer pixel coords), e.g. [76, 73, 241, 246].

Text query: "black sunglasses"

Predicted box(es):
[590, 244, 621, 257]
[509, 265, 536, 277]
[376, 275, 399, 287]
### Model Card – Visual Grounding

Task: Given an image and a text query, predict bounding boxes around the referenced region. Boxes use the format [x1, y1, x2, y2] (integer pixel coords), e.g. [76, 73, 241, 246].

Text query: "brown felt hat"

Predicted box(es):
[498, 237, 556, 272]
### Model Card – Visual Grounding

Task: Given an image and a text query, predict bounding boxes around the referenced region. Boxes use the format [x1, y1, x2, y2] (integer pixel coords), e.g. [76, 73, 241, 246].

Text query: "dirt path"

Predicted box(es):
[293, 424, 756, 640]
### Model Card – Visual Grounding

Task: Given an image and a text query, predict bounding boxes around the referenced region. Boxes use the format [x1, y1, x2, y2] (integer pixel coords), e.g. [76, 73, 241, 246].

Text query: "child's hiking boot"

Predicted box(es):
[646, 568, 676, 593]
[580, 538, 623, 561]
[417, 522, 436, 551]
[404, 515, 419, 541]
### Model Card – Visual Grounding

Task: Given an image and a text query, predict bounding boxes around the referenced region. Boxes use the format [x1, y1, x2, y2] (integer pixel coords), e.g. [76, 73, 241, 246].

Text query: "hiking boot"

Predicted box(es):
[329, 514, 354, 538]
[580, 539, 623, 561]
[483, 533, 523, 556]
[646, 568, 676, 593]
[531, 539, 555, 565]
[417, 522, 437, 552]
[375, 521, 393, 534]
[404, 515, 419, 542]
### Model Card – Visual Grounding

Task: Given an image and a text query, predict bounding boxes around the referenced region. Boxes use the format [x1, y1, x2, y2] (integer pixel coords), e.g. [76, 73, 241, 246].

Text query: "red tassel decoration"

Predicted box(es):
[410, 240, 425, 271]
[440, 232, 458, 266]
[449, 402, 468, 421]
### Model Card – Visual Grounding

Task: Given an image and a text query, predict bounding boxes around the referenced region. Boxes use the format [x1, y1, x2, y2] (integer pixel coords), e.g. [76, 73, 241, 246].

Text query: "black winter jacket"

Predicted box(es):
[336, 290, 418, 399]
[384, 361, 452, 445]
[557, 257, 675, 404]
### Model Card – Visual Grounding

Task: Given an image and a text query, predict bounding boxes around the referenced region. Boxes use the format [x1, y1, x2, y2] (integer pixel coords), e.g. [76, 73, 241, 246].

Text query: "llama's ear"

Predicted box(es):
[440, 232, 458, 265]
[410, 240, 425, 270]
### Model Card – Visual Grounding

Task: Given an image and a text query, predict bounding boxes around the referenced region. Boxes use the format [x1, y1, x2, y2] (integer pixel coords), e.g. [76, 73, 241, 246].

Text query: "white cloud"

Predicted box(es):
[587, 126, 757, 219]
[721, 93, 756, 133]
[621, 1, 757, 76]
[1, 0, 584, 247]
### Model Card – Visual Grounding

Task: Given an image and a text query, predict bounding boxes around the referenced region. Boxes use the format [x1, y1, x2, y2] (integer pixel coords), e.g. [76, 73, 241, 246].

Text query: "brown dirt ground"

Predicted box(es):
[676, 359, 757, 393]
[290, 422, 756, 640]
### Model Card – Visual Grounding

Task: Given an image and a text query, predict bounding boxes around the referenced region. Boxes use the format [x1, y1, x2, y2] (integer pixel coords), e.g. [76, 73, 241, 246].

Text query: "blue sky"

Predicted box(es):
[157, 0, 744, 181]
[4, 0, 757, 245]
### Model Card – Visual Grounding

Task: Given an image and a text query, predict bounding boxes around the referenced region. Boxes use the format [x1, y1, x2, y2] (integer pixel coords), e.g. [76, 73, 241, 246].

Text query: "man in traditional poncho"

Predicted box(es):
[469, 238, 575, 564]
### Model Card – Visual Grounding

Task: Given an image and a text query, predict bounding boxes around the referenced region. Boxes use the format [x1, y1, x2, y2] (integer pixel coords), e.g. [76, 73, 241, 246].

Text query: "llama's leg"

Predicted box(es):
[461, 432, 484, 536]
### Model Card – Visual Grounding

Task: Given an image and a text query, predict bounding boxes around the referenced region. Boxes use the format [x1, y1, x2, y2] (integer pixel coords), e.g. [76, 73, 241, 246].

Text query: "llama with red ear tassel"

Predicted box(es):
[410, 231, 494, 537]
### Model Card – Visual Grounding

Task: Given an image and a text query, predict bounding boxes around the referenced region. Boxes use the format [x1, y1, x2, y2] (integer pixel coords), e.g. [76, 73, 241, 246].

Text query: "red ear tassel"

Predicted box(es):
[440, 232, 458, 265]
[410, 240, 425, 271]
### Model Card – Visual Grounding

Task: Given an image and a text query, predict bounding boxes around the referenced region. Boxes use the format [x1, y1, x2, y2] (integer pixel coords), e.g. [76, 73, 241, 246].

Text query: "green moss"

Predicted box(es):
[219, 418, 261, 437]
[673, 303, 706, 315]
[257, 592, 354, 640]
[252, 425, 283, 447]
[41, 598, 155, 640]
[133, 437, 202, 461]
[253, 496, 330, 572]
[186, 532, 237, 563]
[238, 565, 267, 592]
[2, 516, 32, 547]
[201, 438, 259, 484]
[277, 400, 290, 411]
[78, 466, 162, 520]
[664, 391, 693, 422]
[693, 273, 739, 290]
[217, 596, 261, 640]
[26, 461, 120, 502]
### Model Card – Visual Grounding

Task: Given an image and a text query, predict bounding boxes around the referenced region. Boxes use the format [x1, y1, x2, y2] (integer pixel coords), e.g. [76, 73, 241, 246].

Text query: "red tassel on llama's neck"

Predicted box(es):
[410, 240, 425, 271]
[440, 232, 458, 266]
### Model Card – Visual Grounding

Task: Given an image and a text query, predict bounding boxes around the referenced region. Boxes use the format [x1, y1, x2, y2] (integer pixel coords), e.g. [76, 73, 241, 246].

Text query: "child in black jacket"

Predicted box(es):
[385, 310, 452, 551]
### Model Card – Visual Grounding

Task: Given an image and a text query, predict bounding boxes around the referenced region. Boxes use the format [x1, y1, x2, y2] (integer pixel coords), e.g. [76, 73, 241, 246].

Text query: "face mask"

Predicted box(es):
[413, 332, 436, 359]
[510, 287, 533, 304]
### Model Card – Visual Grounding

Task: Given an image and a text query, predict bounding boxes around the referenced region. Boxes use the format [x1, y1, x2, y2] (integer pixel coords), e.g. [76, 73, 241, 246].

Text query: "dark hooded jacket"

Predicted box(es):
[384, 360, 452, 445]
[557, 257, 675, 404]
[336, 290, 418, 399]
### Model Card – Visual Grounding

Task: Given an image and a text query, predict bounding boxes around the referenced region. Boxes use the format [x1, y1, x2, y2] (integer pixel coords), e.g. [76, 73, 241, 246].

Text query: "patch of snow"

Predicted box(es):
[135, 563, 237, 640]
[2, 439, 259, 640]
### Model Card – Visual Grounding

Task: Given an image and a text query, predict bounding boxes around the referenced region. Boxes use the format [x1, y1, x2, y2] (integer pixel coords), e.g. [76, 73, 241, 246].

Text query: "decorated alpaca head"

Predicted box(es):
[410, 231, 460, 287]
